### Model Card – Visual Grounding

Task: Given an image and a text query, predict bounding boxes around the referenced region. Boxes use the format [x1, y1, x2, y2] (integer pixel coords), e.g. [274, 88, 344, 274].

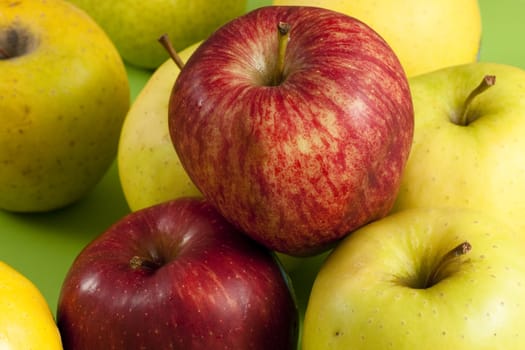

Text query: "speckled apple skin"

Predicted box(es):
[57, 198, 298, 350]
[169, 6, 414, 256]
[393, 62, 525, 235]
[0, 0, 129, 212]
[303, 208, 525, 349]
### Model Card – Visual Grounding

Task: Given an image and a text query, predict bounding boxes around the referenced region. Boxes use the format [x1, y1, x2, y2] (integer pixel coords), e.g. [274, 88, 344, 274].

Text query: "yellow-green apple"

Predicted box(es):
[57, 198, 298, 349]
[303, 208, 525, 349]
[393, 62, 525, 233]
[0, 261, 63, 349]
[67, 0, 248, 69]
[272, 0, 481, 77]
[118, 42, 202, 212]
[0, 0, 129, 212]
[168, 6, 414, 256]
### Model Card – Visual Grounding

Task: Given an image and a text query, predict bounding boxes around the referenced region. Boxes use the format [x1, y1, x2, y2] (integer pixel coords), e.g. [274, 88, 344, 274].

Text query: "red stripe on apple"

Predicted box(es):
[167, 6, 414, 256]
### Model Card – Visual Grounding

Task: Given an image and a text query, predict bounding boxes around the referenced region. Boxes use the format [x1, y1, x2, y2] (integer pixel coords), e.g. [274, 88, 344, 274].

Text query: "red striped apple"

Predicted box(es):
[57, 198, 298, 349]
[168, 6, 414, 256]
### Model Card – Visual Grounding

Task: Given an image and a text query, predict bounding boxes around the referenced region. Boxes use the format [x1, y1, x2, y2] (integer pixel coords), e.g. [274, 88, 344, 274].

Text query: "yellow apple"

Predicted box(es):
[392, 62, 525, 234]
[0, 261, 62, 349]
[304, 208, 525, 349]
[272, 0, 481, 77]
[118, 42, 202, 211]
[0, 0, 130, 212]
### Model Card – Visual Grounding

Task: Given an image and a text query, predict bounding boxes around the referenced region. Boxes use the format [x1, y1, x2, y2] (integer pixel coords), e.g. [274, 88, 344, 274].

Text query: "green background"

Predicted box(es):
[1, 0, 524, 317]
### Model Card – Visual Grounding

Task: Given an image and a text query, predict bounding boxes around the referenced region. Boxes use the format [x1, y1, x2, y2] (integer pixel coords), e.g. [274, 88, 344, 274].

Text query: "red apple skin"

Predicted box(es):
[168, 6, 414, 256]
[56, 198, 298, 349]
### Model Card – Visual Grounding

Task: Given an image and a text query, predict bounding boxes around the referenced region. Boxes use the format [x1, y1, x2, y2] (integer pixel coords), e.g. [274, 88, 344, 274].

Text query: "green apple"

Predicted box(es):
[303, 208, 525, 349]
[67, 0, 248, 69]
[118, 42, 201, 211]
[272, 0, 481, 77]
[0, 0, 130, 212]
[392, 62, 525, 233]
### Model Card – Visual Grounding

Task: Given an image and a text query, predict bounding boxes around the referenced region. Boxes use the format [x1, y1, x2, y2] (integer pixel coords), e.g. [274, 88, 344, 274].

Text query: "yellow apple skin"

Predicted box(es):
[272, 0, 481, 77]
[0, 0, 130, 212]
[0, 261, 62, 349]
[68, 0, 248, 69]
[118, 43, 202, 211]
[393, 62, 525, 234]
[303, 208, 525, 349]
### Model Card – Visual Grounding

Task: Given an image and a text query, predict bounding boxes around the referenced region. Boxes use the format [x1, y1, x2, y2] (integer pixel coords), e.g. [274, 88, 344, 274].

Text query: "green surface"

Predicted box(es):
[0, 0, 523, 318]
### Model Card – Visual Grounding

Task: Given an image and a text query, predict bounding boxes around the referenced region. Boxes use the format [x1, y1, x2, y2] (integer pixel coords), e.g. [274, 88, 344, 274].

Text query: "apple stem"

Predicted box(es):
[426, 241, 472, 287]
[158, 33, 185, 70]
[130, 255, 161, 271]
[0, 47, 10, 59]
[455, 75, 496, 126]
[271, 21, 291, 86]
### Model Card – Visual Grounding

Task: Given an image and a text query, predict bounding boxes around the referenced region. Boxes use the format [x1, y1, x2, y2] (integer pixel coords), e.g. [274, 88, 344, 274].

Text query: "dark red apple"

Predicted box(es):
[168, 6, 414, 256]
[56, 198, 298, 349]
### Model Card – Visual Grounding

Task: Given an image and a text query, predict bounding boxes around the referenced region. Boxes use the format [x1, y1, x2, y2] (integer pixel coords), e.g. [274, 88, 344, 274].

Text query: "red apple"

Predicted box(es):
[168, 6, 414, 256]
[56, 198, 298, 349]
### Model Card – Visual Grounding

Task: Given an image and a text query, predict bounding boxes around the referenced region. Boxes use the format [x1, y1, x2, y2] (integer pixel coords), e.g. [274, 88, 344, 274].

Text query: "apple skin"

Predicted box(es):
[0, 0, 130, 212]
[56, 198, 298, 350]
[168, 6, 414, 256]
[303, 208, 525, 349]
[67, 0, 248, 69]
[118, 42, 202, 212]
[392, 62, 525, 234]
[0, 261, 62, 349]
[272, 0, 481, 77]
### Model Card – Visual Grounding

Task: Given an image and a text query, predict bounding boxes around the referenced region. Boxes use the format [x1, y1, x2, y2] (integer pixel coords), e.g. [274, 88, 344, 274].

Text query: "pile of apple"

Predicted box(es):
[3, 0, 525, 349]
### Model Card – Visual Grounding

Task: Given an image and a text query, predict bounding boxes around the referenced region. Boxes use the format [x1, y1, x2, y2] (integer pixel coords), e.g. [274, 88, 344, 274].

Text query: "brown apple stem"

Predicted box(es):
[456, 75, 496, 126]
[130, 255, 161, 271]
[158, 33, 185, 70]
[0, 47, 10, 59]
[426, 241, 472, 287]
[272, 21, 291, 86]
